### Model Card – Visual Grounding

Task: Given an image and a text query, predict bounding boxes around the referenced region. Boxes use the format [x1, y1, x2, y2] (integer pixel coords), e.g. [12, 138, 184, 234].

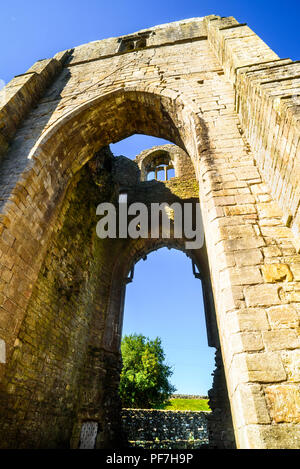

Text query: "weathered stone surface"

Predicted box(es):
[0, 14, 299, 451]
[262, 246, 282, 258]
[265, 384, 300, 423]
[234, 249, 263, 267]
[224, 205, 256, 216]
[224, 266, 262, 286]
[233, 383, 271, 425]
[230, 332, 264, 353]
[261, 264, 293, 283]
[245, 352, 287, 382]
[244, 284, 281, 307]
[290, 264, 300, 281]
[267, 305, 299, 329]
[261, 226, 293, 239]
[241, 423, 300, 449]
[221, 237, 265, 252]
[227, 309, 270, 333]
[257, 202, 283, 219]
[281, 350, 300, 381]
[262, 330, 299, 351]
[121, 409, 209, 448]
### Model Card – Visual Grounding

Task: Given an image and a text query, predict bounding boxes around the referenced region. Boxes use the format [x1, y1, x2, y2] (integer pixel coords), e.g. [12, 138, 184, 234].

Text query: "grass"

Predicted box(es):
[156, 398, 211, 411]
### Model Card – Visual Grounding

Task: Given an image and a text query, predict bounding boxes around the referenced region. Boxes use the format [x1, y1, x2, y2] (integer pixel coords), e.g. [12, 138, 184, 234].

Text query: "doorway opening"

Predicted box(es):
[122, 247, 215, 397]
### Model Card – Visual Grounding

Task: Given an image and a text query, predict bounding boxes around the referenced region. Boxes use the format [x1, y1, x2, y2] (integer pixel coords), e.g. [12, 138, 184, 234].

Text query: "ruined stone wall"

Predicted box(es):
[121, 409, 209, 448]
[0, 150, 124, 448]
[207, 349, 236, 449]
[0, 15, 299, 449]
[207, 20, 300, 238]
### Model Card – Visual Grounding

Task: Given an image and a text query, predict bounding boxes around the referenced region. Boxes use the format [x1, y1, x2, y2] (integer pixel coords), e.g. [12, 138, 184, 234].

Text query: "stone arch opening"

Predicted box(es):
[0, 88, 218, 449]
[100, 232, 235, 449]
[120, 246, 215, 447]
[106, 238, 216, 351]
[134, 144, 195, 182]
[0, 87, 203, 363]
[120, 246, 214, 393]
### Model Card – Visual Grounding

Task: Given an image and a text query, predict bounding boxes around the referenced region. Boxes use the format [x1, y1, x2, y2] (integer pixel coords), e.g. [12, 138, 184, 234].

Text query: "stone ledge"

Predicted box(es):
[0, 52, 71, 158]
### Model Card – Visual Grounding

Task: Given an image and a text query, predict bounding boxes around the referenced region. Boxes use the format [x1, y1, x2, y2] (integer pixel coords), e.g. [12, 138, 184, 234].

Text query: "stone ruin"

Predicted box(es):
[0, 15, 299, 448]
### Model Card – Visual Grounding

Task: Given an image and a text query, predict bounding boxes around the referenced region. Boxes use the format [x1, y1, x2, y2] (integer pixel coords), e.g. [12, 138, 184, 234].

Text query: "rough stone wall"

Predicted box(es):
[207, 349, 236, 449]
[207, 19, 300, 237]
[0, 149, 124, 448]
[170, 394, 208, 399]
[0, 52, 70, 159]
[0, 15, 299, 449]
[121, 409, 209, 448]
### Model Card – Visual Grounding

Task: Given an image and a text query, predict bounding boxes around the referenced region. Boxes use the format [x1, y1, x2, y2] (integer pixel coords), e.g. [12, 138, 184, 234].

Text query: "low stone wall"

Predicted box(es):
[121, 409, 210, 449]
[170, 394, 208, 400]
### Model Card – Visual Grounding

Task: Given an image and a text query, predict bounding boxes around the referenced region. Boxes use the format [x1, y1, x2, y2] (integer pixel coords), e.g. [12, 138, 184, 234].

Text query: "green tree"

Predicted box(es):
[119, 334, 176, 409]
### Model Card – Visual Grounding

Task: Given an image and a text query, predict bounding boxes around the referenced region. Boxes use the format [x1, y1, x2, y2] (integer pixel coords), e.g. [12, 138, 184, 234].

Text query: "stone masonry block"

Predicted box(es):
[290, 264, 300, 281]
[234, 249, 263, 267]
[257, 202, 283, 218]
[230, 332, 264, 353]
[262, 246, 281, 258]
[219, 286, 244, 312]
[0, 13, 299, 450]
[229, 266, 262, 285]
[262, 329, 299, 351]
[240, 423, 300, 449]
[235, 194, 255, 205]
[244, 284, 281, 307]
[245, 352, 287, 382]
[222, 237, 265, 252]
[261, 264, 293, 283]
[218, 224, 255, 240]
[267, 305, 299, 329]
[224, 204, 256, 216]
[233, 383, 271, 425]
[281, 350, 300, 381]
[227, 309, 270, 333]
[261, 226, 292, 239]
[265, 384, 300, 423]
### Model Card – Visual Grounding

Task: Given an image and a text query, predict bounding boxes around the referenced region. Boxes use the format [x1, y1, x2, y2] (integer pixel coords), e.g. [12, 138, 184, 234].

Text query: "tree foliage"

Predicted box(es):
[119, 334, 176, 409]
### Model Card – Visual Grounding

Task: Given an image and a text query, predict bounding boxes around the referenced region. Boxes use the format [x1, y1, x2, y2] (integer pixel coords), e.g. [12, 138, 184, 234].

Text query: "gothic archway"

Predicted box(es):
[1, 15, 299, 449]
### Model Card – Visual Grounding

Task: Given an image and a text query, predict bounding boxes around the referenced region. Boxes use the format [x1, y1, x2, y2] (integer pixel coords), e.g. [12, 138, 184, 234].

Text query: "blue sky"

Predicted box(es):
[122, 247, 214, 395]
[0, 0, 299, 85]
[1, 1, 299, 395]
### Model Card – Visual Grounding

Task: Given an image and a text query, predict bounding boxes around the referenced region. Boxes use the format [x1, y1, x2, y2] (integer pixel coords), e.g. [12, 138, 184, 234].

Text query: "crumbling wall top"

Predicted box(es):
[58, 16, 215, 66]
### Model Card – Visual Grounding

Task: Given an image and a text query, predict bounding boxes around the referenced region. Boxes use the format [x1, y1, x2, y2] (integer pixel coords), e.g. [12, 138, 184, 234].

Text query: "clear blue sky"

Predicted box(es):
[0, 0, 299, 85]
[122, 246, 214, 395]
[1, 1, 299, 395]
